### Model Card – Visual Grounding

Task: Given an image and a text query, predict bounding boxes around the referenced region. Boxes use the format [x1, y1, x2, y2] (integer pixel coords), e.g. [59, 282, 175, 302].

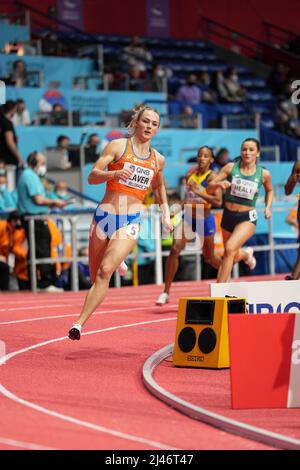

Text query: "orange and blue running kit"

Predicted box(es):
[94, 139, 159, 238]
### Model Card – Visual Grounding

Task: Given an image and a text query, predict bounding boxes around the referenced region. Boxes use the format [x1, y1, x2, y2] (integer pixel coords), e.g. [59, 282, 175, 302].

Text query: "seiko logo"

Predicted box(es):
[187, 355, 204, 362]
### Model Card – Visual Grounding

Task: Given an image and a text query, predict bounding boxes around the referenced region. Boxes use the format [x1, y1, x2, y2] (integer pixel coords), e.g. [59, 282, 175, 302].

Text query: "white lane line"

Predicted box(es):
[0, 304, 178, 326]
[0, 287, 207, 307]
[0, 318, 178, 450]
[0, 300, 150, 313]
[0, 436, 57, 450]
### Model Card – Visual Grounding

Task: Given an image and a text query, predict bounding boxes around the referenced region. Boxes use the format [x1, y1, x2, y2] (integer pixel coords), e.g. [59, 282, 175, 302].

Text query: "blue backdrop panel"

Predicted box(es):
[0, 54, 93, 88]
[6, 87, 166, 123]
[0, 24, 29, 48]
[15, 126, 257, 189]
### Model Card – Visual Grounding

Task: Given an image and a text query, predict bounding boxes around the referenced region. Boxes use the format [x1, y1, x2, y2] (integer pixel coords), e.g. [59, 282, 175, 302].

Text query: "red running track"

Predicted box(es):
[0, 275, 295, 450]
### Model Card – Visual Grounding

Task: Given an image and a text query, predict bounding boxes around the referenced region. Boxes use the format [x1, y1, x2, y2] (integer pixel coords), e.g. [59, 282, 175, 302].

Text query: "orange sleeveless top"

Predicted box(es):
[106, 139, 159, 201]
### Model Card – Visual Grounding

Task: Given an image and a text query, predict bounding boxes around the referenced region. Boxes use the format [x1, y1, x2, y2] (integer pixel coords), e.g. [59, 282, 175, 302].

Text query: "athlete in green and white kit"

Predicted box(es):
[207, 138, 273, 283]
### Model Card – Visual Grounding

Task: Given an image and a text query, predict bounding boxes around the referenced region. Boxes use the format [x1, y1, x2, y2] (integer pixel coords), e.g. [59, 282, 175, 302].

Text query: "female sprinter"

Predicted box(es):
[207, 138, 273, 283]
[156, 146, 222, 305]
[68, 105, 171, 340]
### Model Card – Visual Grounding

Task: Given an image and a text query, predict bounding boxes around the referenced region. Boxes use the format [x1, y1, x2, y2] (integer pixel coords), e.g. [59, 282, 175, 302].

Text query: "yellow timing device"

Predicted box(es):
[173, 297, 247, 369]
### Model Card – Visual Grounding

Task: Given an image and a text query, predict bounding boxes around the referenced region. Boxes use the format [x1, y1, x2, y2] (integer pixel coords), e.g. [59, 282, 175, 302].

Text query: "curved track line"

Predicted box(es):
[142, 344, 300, 451]
[0, 304, 178, 326]
[0, 318, 178, 450]
[0, 436, 57, 450]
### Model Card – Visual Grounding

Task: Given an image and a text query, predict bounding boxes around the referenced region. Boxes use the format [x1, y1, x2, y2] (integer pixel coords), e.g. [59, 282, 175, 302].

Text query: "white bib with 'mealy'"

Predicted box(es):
[230, 176, 258, 200]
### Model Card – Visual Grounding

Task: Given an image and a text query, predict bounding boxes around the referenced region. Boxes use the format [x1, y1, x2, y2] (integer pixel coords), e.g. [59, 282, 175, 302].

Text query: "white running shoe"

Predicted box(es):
[42, 285, 64, 293]
[118, 260, 128, 277]
[156, 292, 169, 305]
[244, 247, 256, 270]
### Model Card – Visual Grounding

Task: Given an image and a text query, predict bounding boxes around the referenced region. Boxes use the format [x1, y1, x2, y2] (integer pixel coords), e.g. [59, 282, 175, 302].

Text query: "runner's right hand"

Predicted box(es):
[114, 169, 133, 181]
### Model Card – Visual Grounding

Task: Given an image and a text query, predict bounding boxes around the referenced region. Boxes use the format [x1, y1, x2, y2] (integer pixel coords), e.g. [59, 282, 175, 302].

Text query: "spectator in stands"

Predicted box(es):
[55, 134, 71, 166]
[0, 170, 16, 211]
[144, 63, 167, 93]
[179, 105, 200, 129]
[222, 67, 246, 102]
[211, 147, 230, 173]
[267, 63, 290, 97]
[198, 72, 217, 104]
[17, 151, 67, 291]
[47, 180, 76, 208]
[278, 82, 299, 123]
[121, 36, 153, 72]
[126, 64, 146, 91]
[41, 31, 60, 56]
[8, 60, 28, 87]
[12, 99, 31, 126]
[0, 211, 24, 290]
[211, 71, 228, 102]
[0, 101, 23, 167]
[284, 161, 300, 280]
[85, 134, 100, 164]
[176, 74, 202, 105]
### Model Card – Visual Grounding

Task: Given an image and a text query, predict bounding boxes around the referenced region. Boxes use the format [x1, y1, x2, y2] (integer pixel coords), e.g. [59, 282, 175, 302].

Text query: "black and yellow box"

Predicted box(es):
[173, 297, 247, 369]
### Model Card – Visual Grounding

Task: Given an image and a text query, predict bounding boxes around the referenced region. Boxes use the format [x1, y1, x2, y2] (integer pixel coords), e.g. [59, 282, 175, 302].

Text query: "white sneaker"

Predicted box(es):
[43, 285, 64, 293]
[118, 260, 128, 277]
[244, 247, 256, 270]
[156, 292, 169, 305]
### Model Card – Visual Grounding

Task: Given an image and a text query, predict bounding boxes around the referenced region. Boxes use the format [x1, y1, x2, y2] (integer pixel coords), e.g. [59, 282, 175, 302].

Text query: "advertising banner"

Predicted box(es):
[229, 314, 300, 408]
[147, 0, 170, 38]
[210, 280, 300, 314]
[57, 0, 83, 31]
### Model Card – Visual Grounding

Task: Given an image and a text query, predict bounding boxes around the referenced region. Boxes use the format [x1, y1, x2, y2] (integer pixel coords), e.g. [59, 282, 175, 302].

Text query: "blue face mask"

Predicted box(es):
[0, 184, 6, 192]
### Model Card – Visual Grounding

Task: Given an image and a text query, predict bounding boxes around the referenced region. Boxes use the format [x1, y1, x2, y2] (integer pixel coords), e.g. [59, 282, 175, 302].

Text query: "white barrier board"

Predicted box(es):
[210, 280, 300, 314]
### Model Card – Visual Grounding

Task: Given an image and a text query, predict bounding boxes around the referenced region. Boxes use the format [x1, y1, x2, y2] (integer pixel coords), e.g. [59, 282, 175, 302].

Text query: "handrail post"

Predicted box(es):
[70, 217, 79, 291]
[268, 215, 275, 275]
[154, 211, 163, 285]
[28, 217, 37, 292]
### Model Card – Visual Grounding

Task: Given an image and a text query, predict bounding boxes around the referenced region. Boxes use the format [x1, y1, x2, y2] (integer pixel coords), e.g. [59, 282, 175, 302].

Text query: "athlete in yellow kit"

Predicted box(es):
[156, 146, 222, 305]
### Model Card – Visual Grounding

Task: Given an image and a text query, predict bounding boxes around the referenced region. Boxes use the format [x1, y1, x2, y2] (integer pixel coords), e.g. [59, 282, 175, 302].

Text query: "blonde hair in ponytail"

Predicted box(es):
[126, 104, 160, 136]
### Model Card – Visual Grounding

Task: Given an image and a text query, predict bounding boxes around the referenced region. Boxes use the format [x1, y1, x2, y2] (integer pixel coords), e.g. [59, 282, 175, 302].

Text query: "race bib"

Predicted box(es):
[126, 223, 140, 240]
[230, 177, 258, 200]
[120, 162, 154, 191]
[249, 209, 258, 222]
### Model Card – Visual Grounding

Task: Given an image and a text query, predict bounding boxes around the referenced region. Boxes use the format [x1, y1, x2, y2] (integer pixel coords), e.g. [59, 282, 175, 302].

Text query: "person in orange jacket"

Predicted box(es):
[0, 211, 67, 290]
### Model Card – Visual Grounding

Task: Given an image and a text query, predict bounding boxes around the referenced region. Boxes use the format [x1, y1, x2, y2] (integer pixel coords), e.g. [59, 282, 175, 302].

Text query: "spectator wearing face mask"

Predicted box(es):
[222, 67, 246, 103]
[0, 171, 17, 211]
[176, 74, 202, 106]
[16, 151, 67, 291]
[144, 63, 167, 93]
[47, 180, 76, 208]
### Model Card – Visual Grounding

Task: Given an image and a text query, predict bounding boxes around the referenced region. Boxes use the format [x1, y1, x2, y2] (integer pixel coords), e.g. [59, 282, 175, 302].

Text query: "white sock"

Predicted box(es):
[72, 323, 82, 331]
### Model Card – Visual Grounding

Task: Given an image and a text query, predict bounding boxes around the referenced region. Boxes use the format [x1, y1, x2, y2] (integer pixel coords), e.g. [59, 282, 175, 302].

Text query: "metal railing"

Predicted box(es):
[22, 205, 299, 292]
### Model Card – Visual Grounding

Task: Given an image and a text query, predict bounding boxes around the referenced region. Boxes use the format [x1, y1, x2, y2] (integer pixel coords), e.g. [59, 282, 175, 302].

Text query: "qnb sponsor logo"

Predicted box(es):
[291, 340, 300, 365]
[0, 340, 6, 365]
[248, 301, 300, 314]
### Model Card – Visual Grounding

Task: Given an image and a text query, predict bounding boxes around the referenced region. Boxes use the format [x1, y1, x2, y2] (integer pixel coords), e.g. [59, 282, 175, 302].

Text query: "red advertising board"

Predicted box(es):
[228, 314, 300, 409]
